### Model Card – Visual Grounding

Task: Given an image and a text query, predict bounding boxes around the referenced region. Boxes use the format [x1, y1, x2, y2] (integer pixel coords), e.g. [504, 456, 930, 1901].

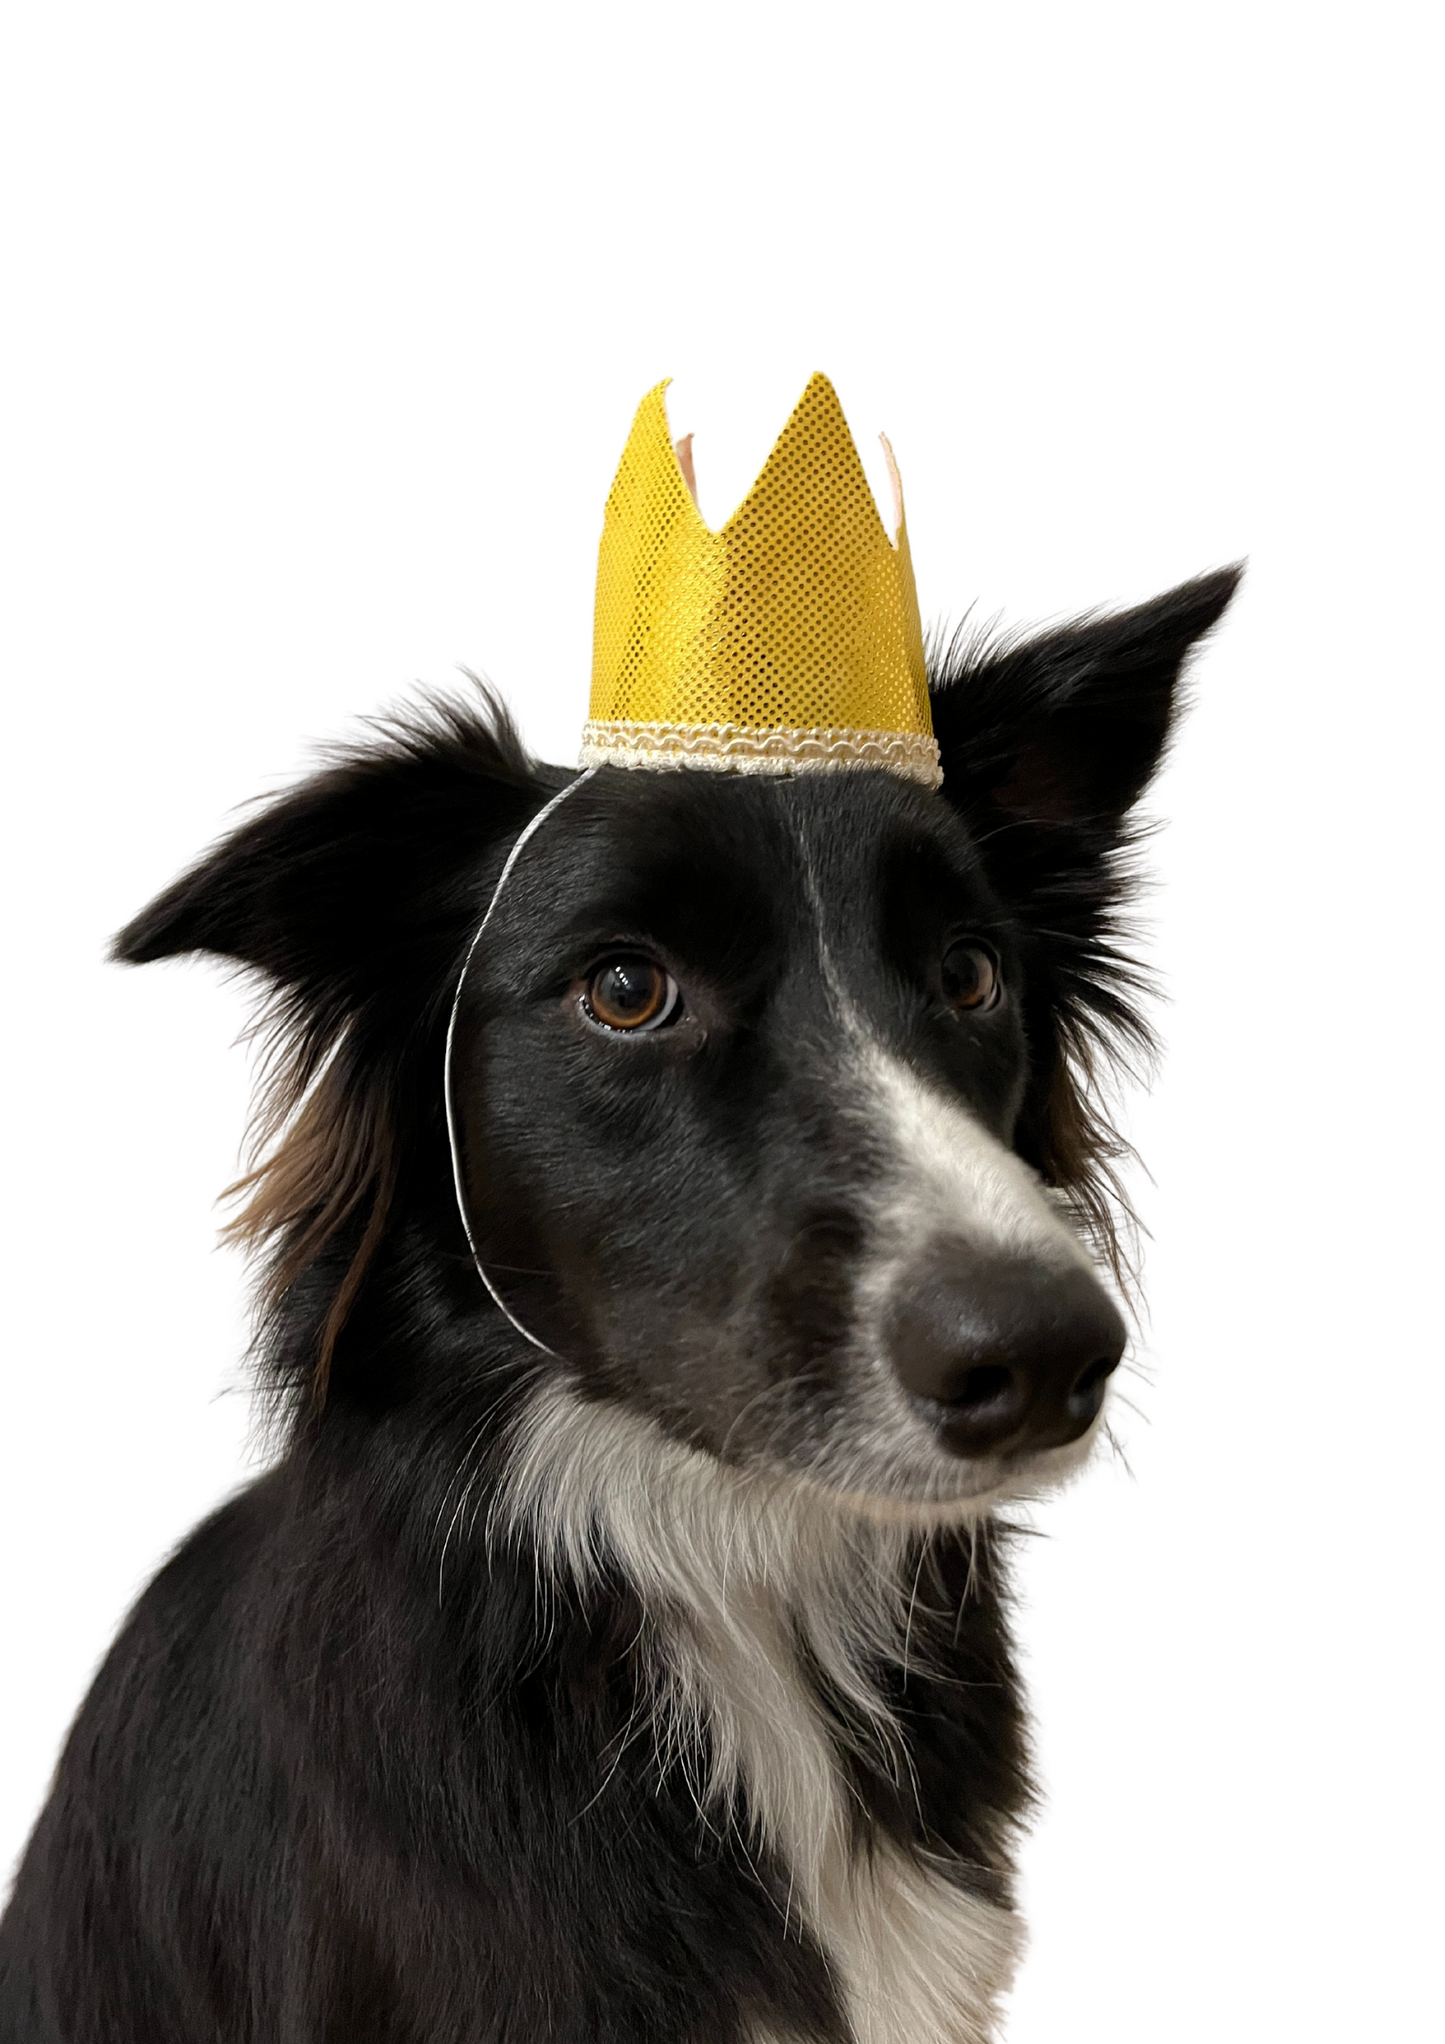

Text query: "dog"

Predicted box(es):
[0, 565, 1238, 2044]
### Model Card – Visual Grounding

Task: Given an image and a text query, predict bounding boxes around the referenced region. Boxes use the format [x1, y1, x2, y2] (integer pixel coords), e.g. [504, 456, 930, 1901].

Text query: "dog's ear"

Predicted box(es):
[930, 568, 1241, 1268]
[113, 690, 549, 1023]
[112, 690, 555, 1402]
[930, 566, 1241, 845]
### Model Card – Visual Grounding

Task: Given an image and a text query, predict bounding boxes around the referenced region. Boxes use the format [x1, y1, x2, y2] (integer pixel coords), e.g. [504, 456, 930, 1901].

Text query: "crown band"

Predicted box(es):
[580, 719, 943, 789]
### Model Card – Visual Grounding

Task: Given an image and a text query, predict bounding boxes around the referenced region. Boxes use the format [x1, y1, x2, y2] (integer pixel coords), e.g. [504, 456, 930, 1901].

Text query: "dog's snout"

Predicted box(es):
[884, 1249, 1126, 1457]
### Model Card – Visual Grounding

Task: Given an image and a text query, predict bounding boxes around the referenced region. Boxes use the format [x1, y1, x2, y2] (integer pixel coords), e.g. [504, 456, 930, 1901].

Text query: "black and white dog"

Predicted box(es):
[0, 568, 1237, 2044]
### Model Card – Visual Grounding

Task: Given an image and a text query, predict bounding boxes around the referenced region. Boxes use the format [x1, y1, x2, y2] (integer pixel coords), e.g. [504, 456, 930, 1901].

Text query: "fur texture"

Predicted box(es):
[0, 567, 1238, 2043]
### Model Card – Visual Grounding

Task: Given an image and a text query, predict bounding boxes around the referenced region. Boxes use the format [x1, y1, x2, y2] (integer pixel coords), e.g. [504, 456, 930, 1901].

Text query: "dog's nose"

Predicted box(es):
[883, 1249, 1126, 1457]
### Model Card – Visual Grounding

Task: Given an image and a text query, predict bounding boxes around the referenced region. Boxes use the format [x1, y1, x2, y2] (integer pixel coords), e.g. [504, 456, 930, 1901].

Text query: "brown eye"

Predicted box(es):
[941, 940, 1000, 1013]
[583, 954, 680, 1033]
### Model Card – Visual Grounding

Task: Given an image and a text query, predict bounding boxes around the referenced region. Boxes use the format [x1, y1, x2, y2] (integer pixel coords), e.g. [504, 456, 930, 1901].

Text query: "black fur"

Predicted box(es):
[0, 568, 1238, 2042]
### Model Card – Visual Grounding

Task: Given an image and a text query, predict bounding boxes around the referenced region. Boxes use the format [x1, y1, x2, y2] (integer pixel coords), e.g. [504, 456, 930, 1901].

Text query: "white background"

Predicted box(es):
[2, 3, 1441, 2037]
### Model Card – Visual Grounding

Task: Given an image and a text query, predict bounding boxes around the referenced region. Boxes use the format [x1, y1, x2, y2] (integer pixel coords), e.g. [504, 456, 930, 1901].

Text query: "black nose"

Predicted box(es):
[883, 1248, 1127, 1457]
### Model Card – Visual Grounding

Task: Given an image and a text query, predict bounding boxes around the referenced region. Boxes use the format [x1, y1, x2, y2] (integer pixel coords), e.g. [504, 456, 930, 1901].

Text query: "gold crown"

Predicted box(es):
[582, 374, 940, 788]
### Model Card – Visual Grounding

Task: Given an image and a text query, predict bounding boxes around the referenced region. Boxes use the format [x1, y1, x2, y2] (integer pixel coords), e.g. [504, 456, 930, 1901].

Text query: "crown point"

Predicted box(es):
[879, 433, 905, 546]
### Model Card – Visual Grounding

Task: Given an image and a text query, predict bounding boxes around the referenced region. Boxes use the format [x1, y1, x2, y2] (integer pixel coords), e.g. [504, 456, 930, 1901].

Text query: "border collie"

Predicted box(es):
[0, 567, 1238, 2044]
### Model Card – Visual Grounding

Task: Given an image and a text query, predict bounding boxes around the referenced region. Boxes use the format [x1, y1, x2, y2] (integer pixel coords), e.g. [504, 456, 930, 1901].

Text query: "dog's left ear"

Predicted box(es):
[930, 566, 1241, 1242]
[931, 566, 1242, 851]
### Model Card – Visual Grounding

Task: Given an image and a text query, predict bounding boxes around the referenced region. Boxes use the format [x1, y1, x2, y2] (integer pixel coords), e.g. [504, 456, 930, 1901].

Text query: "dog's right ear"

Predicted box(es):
[112, 690, 558, 1403]
[112, 690, 551, 1026]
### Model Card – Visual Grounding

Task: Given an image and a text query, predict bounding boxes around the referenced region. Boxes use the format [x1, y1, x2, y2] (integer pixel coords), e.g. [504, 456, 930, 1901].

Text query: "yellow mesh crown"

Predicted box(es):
[583, 374, 940, 787]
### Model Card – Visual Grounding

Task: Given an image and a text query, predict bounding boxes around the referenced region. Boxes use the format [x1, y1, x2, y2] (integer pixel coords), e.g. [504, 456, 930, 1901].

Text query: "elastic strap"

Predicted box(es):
[442, 768, 598, 1352]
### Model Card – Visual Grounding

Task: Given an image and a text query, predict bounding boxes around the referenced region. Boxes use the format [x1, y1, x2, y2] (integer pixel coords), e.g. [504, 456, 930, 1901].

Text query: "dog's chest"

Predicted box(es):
[802, 1841, 1021, 2044]
[665, 1588, 1021, 2044]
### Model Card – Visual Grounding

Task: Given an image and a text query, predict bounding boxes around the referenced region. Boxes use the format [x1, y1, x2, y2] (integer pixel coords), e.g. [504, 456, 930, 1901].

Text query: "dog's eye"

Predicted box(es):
[582, 954, 681, 1033]
[941, 940, 1000, 1013]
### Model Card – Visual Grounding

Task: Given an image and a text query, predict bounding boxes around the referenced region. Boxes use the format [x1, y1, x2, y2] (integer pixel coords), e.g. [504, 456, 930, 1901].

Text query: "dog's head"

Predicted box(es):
[116, 569, 1237, 1520]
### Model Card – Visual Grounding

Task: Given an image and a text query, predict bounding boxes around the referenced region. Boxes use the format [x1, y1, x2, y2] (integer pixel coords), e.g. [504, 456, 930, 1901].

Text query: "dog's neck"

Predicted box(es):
[491, 1376, 1023, 2044]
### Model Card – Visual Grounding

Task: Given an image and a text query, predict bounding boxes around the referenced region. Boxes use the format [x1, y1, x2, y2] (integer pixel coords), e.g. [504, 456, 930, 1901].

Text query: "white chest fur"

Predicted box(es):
[666, 1582, 1022, 2044]
[497, 1387, 1025, 2043]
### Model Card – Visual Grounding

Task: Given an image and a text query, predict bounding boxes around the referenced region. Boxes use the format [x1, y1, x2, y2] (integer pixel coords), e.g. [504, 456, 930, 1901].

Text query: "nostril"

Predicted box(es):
[1066, 1353, 1120, 1427]
[955, 1363, 1014, 1413]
